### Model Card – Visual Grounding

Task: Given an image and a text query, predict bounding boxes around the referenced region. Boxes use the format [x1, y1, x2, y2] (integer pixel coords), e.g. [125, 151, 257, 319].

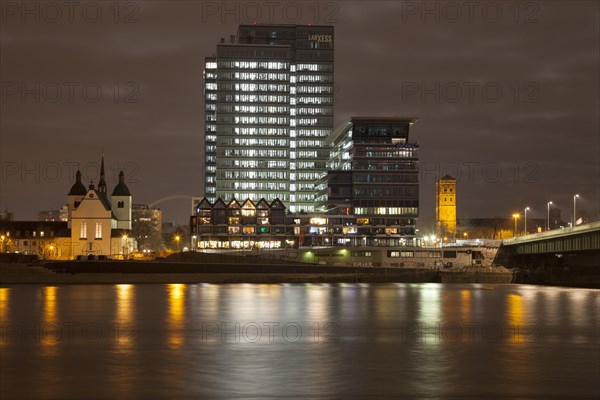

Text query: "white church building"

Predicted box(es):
[67, 157, 134, 258]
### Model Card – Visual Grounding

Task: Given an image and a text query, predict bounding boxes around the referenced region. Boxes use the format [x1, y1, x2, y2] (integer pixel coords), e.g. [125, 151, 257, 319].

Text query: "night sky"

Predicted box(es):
[1, 1, 599, 228]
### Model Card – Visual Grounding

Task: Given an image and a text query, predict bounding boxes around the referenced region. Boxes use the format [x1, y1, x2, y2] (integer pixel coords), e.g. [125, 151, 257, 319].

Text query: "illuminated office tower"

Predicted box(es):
[203, 24, 334, 212]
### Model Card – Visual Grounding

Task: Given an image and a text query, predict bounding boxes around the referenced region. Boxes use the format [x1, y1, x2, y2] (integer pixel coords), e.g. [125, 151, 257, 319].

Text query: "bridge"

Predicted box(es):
[494, 221, 600, 268]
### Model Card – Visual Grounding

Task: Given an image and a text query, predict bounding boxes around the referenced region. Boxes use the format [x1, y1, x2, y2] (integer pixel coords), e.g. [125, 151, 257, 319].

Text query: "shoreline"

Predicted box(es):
[2, 262, 598, 288]
[0, 261, 514, 285]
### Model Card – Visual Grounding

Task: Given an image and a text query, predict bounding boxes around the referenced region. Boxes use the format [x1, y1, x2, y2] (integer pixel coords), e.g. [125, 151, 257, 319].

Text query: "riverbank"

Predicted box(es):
[0, 261, 515, 284]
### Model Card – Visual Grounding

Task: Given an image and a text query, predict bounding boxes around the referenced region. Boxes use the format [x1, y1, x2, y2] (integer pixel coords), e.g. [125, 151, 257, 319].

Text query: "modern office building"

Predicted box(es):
[203, 24, 334, 212]
[316, 117, 420, 246]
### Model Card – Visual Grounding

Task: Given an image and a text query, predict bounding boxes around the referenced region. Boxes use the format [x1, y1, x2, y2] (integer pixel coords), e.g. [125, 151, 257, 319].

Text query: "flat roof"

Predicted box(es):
[350, 117, 418, 124]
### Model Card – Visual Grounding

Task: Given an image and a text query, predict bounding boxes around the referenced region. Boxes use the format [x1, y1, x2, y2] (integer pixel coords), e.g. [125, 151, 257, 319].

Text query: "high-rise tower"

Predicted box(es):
[204, 24, 334, 212]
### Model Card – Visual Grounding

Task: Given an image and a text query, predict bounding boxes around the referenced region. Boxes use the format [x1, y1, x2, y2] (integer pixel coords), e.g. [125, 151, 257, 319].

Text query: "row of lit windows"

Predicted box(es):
[220, 138, 288, 147]
[232, 116, 288, 124]
[221, 192, 289, 202]
[297, 118, 318, 126]
[227, 94, 288, 103]
[233, 127, 288, 136]
[231, 83, 288, 92]
[220, 149, 288, 158]
[294, 193, 315, 202]
[296, 74, 333, 83]
[219, 171, 287, 180]
[227, 72, 289, 81]
[354, 207, 419, 216]
[231, 105, 289, 114]
[296, 63, 333, 72]
[296, 86, 333, 94]
[296, 107, 333, 116]
[221, 182, 288, 190]
[219, 160, 288, 168]
[296, 139, 324, 148]
[297, 172, 324, 180]
[296, 150, 318, 158]
[358, 150, 416, 158]
[297, 129, 331, 138]
[297, 97, 333, 105]
[218, 61, 288, 70]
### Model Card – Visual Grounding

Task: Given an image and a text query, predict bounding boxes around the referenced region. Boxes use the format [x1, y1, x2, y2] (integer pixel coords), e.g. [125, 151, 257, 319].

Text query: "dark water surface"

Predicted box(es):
[0, 283, 598, 399]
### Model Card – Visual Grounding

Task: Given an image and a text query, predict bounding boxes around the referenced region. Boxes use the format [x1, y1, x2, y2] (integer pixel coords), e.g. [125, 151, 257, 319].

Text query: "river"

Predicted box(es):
[0, 283, 598, 399]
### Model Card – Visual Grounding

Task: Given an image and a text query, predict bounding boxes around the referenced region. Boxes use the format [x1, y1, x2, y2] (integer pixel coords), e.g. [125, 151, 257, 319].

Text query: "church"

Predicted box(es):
[67, 156, 134, 258]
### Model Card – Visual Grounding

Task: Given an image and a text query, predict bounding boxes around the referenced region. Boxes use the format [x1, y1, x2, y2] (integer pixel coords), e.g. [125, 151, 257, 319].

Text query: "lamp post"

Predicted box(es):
[512, 213, 520, 237]
[573, 194, 580, 226]
[524, 207, 530, 234]
[175, 235, 181, 252]
[547, 201, 553, 231]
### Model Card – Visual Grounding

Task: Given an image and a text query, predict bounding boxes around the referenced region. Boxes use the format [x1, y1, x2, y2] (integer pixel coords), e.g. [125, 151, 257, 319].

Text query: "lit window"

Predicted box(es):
[95, 222, 102, 239]
[80, 222, 87, 239]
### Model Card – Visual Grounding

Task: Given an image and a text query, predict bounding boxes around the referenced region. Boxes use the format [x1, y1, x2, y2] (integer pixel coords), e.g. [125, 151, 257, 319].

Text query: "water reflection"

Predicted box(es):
[42, 286, 58, 349]
[0, 288, 9, 346]
[115, 284, 135, 348]
[167, 283, 186, 348]
[0, 284, 598, 399]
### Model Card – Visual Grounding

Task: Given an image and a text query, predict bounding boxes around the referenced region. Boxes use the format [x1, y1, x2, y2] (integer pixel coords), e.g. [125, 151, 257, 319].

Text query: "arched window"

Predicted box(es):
[118, 201, 124, 208]
[95, 222, 102, 239]
[80, 222, 87, 239]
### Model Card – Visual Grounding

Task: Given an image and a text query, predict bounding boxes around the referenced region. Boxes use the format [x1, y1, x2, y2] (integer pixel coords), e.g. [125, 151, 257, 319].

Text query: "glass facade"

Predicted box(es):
[317, 117, 420, 244]
[203, 25, 334, 212]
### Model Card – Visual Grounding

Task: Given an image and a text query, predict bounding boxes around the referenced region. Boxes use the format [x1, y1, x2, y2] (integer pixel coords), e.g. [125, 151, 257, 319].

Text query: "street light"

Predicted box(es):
[512, 213, 520, 237]
[175, 235, 181, 252]
[573, 194, 580, 226]
[524, 207, 530, 234]
[547, 201, 553, 231]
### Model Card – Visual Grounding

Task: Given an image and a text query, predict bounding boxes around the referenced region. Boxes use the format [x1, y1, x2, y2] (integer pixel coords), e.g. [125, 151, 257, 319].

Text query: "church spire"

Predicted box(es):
[98, 154, 107, 194]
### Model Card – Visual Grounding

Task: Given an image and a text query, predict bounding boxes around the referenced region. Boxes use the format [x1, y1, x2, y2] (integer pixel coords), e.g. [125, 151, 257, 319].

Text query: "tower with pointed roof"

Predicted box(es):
[111, 170, 132, 230]
[67, 170, 87, 228]
[436, 175, 457, 238]
[98, 155, 107, 194]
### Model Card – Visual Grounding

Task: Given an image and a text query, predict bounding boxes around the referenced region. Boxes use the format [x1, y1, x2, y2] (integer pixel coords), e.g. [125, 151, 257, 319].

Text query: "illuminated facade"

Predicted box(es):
[203, 24, 334, 212]
[436, 175, 457, 238]
[316, 117, 420, 246]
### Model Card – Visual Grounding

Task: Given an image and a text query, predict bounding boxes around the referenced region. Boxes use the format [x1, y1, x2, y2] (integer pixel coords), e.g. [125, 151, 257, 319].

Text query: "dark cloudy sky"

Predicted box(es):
[1, 0, 599, 228]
